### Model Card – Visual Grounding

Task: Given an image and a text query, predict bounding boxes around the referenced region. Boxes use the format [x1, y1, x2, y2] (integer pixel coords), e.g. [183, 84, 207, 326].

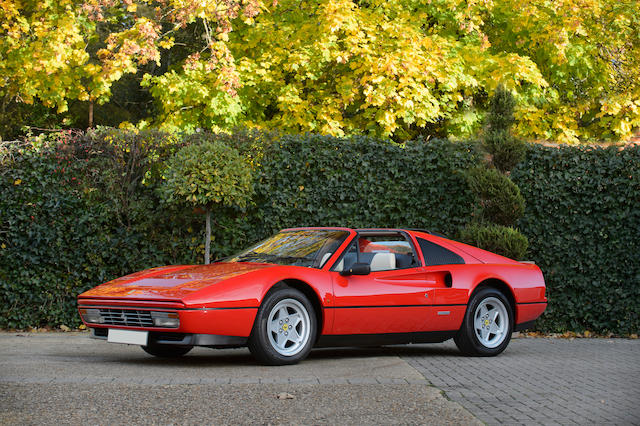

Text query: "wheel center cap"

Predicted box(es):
[484, 319, 490, 326]
[283, 324, 289, 331]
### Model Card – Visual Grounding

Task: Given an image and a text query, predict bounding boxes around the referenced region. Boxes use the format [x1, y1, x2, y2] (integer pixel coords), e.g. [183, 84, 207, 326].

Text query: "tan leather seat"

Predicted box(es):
[370, 252, 396, 271]
[319, 252, 332, 268]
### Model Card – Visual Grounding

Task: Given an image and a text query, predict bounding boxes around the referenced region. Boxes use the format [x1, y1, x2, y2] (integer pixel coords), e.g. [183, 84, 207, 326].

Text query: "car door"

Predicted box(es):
[328, 232, 446, 335]
[415, 237, 469, 331]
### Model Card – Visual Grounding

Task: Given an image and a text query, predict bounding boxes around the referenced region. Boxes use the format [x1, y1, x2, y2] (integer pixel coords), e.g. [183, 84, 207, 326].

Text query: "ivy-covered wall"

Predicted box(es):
[1, 129, 638, 333]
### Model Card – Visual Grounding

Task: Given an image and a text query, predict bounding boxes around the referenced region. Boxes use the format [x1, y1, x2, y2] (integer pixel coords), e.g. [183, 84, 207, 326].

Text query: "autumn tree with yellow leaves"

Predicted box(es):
[0, 0, 270, 132]
[1, 0, 639, 143]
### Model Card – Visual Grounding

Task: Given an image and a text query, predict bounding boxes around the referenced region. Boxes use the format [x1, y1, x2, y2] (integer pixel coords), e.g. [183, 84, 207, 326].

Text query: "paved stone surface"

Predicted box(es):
[2, 332, 638, 425]
[0, 383, 472, 425]
[0, 333, 426, 385]
[399, 337, 640, 425]
[0, 332, 478, 425]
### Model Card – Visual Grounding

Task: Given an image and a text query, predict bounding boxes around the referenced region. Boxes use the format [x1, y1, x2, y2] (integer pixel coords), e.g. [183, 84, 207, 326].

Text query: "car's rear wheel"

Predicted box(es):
[142, 343, 193, 358]
[248, 286, 317, 365]
[454, 287, 513, 356]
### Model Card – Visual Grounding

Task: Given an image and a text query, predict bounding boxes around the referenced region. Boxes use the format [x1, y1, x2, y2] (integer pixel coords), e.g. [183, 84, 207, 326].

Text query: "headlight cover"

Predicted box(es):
[151, 311, 180, 328]
[79, 308, 104, 324]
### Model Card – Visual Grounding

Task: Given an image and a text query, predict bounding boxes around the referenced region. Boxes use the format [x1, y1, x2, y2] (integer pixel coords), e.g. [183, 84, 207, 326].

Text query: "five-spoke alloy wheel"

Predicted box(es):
[248, 286, 317, 365]
[267, 298, 312, 357]
[473, 296, 509, 348]
[454, 287, 513, 356]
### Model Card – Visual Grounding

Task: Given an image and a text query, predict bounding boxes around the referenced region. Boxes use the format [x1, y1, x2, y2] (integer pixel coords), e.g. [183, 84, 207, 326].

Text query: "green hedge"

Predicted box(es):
[1, 129, 638, 334]
[0, 131, 201, 328]
[512, 144, 640, 334]
[254, 134, 479, 236]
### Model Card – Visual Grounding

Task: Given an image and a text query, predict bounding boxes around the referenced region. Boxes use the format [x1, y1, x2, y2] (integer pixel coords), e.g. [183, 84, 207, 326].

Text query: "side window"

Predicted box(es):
[333, 232, 420, 272]
[332, 240, 358, 272]
[417, 238, 465, 266]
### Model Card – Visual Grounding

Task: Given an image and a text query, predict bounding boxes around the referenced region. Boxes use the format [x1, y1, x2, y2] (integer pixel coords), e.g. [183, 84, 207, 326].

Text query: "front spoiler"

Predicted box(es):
[91, 328, 247, 348]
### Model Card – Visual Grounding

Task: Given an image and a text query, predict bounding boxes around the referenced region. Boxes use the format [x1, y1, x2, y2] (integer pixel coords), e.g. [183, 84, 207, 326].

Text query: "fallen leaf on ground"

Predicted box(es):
[277, 392, 295, 400]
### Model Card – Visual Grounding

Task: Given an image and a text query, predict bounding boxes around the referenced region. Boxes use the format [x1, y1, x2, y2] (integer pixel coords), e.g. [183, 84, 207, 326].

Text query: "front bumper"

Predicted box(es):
[91, 328, 247, 348]
[78, 298, 258, 337]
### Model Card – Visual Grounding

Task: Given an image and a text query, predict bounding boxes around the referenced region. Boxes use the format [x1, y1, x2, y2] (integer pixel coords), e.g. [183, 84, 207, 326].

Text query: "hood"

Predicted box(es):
[79, 262, 275, 300]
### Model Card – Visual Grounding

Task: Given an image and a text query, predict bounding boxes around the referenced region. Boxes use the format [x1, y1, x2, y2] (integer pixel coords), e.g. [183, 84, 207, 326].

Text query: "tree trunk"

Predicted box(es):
[88, 101, 94, 128]
[204, 208, 211, 265]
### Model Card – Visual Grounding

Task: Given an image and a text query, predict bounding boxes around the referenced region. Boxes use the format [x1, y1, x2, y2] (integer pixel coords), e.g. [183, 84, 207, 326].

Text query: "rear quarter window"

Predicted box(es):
[417, 238, 465, 266]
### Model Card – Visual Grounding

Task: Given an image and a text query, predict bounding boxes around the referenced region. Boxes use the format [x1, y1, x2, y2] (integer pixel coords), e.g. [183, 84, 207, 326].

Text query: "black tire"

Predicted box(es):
[454, 287, 513, 356]
[248, 286, 317, 365]
[142, 343, 193, 358]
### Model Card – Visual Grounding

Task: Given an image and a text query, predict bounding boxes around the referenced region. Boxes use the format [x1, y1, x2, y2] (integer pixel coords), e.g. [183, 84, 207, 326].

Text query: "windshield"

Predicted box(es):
[227, 229, 350, 268]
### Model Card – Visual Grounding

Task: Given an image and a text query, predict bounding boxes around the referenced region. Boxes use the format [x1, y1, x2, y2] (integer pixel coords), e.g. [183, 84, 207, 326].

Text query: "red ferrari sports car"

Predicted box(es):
[78, 227, 546, 365]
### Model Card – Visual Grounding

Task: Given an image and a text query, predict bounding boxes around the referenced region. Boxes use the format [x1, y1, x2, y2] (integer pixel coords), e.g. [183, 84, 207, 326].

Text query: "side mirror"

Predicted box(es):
[340, 262, 371, 276]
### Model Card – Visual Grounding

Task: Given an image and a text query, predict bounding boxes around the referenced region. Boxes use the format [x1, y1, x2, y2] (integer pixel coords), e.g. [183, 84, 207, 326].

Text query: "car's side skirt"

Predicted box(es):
[315, 331, 457, 348]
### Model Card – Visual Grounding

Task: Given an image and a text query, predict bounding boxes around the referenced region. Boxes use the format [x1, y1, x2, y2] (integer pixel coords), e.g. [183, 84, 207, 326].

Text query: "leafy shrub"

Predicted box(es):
[462, 86, 528, 259]
[458, 223, 528, 260]
[483, 130, 528, 173]
[160, 137, 253, 264]
[483, 86, 527, 173]
[160, 139, 252, 209]
[485, 85, 517, 132]
[467, 167, 525, 226]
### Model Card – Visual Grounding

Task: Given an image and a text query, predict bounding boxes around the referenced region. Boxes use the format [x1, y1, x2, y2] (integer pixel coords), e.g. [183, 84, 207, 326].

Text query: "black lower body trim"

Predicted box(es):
[316, 331, 456, 348]
[92, 328, 108, 338]
[90, 328, 247, 348]
[514, 320, 537, 332]
[188, 334, 247, 348]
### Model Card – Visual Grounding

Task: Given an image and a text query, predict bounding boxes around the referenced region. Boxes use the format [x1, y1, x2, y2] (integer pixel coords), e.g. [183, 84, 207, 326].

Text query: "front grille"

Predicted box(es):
[98, 308, 155, 327]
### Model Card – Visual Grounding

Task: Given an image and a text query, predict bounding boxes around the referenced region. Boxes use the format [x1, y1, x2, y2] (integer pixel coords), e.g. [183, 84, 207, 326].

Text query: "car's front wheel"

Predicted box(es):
[454, 287, 513, 356]
[248, 286, 317, 365]
[142, 343, 193, 358]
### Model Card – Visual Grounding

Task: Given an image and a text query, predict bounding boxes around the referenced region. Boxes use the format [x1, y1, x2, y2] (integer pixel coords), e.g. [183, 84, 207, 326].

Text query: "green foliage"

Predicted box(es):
[0, 101, 63, 141]
[486, 85, 517, 132]
[3, 0, 640, 142]
[160, 138, 252, 209]
[252, 134, 479, 236]
[1, 128, 638, 335]
[483, 85, 527, 172]
[467, 167, 525, 226]
[462, 86, 529, 260]
[483, 131, 528, 173]
[159, 134, 253, 264]
[512, 144, 640, 334]
[458, 223, 528, 260]
[0, 130, 203, 328]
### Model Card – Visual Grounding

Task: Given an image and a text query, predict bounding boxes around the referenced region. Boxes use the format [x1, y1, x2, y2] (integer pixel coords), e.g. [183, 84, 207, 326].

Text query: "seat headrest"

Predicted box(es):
[319, 252, 332, 268]
[370, 252, 396, 272]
